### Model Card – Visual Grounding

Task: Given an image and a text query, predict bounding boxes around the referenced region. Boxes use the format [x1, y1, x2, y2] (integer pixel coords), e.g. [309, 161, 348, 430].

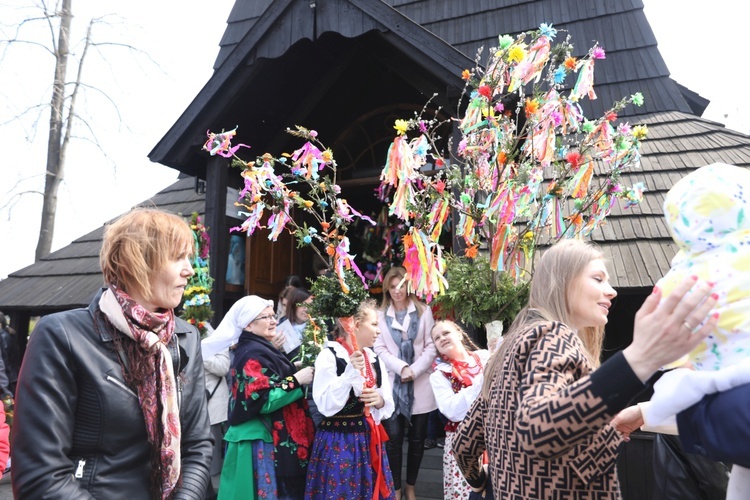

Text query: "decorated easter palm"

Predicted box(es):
[180, 213, 215, 337]
[203, 125, 376, 295]
[378, 24, 647, 301]
[202, 127, 376, 364]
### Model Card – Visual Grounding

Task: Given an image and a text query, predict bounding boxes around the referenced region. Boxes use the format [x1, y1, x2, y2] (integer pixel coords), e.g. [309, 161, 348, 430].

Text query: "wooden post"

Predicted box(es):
[206, 155, 229, 325]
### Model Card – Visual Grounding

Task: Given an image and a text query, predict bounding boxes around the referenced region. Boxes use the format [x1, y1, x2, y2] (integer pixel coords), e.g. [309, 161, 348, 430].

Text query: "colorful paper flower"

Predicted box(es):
[394, 119, 409, 135]
[508, 45, 526, 63]
[498, 34, 514, 50]
[592, 46, 606, 59]
[539, 23, 557, 39]
[553, 66, 566, 84]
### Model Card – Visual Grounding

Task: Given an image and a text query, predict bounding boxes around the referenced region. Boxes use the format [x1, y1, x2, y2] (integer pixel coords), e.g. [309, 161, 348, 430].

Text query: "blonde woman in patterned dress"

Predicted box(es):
[452, 239, 720, 499]
[429, 321, 489, 499]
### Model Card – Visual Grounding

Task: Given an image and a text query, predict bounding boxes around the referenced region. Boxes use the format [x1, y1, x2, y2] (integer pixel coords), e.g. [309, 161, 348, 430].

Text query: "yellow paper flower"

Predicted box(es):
[394, 119, 409, 135]
[508, 46, 526, 63]
[632, 125, 648, 140]
[462, 69, 471, 80]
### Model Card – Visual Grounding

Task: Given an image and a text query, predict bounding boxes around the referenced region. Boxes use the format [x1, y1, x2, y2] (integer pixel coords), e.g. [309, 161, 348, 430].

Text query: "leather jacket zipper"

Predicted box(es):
[74, 459, 86, 478]
[105, 375, 138, 399]
[172, 337, 183, 410]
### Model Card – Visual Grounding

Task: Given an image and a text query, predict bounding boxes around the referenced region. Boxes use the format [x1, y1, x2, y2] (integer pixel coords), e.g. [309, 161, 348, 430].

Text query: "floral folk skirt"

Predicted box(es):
[304, 419, 396, 500]
[219, 439, 277, 500]
[444, 431, 472, 499]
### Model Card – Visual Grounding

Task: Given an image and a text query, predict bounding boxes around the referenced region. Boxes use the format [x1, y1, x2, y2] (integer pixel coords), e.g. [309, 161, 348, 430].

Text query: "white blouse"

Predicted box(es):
[312, 341, 395, 424]
[429, 349, 490, 423]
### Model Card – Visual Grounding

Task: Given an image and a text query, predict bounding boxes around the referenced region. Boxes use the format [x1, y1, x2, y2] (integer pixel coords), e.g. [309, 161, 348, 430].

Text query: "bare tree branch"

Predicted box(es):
[2, 0, 163, 260]
[0, 189, 45, 218]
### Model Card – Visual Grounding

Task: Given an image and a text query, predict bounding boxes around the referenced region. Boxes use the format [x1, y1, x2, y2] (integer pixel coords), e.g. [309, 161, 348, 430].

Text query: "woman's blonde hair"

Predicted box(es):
[481, 239, 606, 398]
[100, 208, 194, 302]
[379, 266, 425, 315]
[332, 298, 378, 341]
[431, 320, 480, 356]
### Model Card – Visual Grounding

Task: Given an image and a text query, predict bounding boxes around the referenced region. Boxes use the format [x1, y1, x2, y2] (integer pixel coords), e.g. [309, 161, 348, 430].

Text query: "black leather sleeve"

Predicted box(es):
[11, 312, 97, 499]
[174, 319, 214, 500]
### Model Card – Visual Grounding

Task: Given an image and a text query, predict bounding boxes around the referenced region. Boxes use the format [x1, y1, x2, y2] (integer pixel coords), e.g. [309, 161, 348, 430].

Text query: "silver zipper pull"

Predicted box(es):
[74, 459, 86, 478]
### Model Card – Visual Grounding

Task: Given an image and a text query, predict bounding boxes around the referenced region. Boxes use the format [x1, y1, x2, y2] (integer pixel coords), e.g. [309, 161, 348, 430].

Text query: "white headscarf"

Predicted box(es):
[201, 295, 273, 359]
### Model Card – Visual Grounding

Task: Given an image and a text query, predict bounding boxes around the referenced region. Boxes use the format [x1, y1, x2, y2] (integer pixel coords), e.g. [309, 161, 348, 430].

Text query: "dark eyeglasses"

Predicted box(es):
[253, 314, 277, 323]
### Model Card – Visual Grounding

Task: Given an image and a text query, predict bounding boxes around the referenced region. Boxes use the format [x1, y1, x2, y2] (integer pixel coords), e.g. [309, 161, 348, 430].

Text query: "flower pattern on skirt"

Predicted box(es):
[305, 426, 395, 500]
[444, 431, 472, 499]
[253, 440, 277, 499]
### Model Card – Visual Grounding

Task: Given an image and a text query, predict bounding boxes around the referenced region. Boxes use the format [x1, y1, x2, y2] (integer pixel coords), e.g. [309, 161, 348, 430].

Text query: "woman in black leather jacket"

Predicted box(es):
[11, 208, 213, 499]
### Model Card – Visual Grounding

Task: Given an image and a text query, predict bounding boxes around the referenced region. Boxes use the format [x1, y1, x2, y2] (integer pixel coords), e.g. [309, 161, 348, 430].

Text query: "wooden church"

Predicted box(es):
[150, 0, 750, 334]
[1, 1, 749, 496]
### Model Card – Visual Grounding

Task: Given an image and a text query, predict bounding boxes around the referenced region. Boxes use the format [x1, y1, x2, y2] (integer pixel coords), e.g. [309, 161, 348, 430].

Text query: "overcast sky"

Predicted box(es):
[0, 0, 748, 280]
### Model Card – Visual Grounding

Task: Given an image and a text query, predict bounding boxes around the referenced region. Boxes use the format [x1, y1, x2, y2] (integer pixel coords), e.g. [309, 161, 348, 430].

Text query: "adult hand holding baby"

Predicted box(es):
[623, 275, 719, 383]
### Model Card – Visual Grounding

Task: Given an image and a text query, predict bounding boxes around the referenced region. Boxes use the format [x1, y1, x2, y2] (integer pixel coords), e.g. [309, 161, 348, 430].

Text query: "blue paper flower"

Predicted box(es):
[553, 66, 566, 84]
[539, 23, 557, 39]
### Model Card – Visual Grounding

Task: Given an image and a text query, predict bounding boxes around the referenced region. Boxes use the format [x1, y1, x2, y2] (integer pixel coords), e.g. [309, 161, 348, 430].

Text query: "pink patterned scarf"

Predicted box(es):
[100, 286, 181, 499]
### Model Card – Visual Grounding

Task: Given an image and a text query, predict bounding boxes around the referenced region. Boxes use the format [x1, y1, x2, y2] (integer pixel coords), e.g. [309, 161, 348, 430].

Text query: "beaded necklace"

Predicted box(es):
[339, 338, 376, 389]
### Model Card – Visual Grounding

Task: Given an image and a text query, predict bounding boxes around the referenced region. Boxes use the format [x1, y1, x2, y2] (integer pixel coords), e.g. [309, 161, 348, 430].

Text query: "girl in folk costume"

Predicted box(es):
[374, 266, 437, 500]
[305, 299, 396, 500]
[429, 321, 490, 500]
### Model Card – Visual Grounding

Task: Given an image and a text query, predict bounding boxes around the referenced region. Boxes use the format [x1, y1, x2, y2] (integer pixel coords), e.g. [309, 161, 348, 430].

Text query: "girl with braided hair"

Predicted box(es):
[305, 299, 396, 499]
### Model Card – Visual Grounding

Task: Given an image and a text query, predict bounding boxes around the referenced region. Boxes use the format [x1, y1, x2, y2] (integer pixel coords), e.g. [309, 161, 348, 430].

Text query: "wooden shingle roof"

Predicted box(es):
[153, 0, 750, 290]
[591, 112, 750, 287]
[0, 176, 204, 312]
[149, 0, 474, 175]
[213, 0, 692, 119]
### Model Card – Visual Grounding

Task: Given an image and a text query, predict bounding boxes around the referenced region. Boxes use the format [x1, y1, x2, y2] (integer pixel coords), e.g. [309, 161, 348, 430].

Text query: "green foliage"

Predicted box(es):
[432, 253, 529, 328]
[307, 270, 369, 320]
[289, 270, 370, 367]
[296, 321, 324, 368]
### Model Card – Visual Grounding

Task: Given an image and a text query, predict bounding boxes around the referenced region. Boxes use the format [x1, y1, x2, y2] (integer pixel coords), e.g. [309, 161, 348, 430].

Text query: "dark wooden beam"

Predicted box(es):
[206, 155, 229, 325]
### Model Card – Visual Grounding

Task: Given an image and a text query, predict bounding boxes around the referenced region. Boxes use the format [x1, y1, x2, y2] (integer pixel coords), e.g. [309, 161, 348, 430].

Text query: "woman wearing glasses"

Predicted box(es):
[203, 295, 316, 500]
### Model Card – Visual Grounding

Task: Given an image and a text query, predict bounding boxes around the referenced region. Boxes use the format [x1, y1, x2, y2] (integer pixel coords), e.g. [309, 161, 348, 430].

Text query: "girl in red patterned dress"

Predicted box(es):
[429, 321, 489, 499]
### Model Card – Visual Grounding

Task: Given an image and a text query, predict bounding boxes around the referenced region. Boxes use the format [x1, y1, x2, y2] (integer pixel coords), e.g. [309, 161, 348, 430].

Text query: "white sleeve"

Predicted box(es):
[203, 350, 231, 377]
[371, 353, 394, 423]
[312, 348, 365, 417]
[637, 401, 678, 434]
[647, 361, 750, 426]
[429, 369, 484, 422]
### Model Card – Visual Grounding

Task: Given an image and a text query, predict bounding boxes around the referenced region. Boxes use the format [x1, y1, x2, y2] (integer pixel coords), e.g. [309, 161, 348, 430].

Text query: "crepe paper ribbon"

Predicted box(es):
[339, 321, 390, 499]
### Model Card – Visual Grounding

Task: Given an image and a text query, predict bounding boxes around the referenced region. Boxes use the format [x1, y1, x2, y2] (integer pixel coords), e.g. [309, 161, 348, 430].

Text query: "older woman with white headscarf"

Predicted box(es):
[210, 296, 316, 500]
